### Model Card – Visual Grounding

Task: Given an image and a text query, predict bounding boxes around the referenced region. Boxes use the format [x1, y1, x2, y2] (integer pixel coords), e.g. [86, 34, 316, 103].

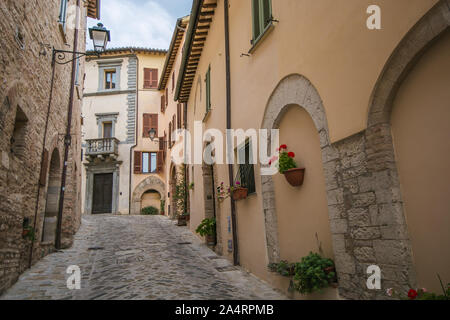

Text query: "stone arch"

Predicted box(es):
[368, 0, 450, 126]
[362, 0, 450, 294]
[260, 73, 332, 264]
[131, 176, 166, 215]
[41, 148, 62, 243]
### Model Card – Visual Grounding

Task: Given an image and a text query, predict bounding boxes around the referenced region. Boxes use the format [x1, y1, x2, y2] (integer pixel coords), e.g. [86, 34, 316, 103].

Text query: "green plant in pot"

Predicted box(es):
[22, 226, 36, 241]
[196, 218, 216, 245]
[293, 252, 337, 294]
[271, 144, 305, 187]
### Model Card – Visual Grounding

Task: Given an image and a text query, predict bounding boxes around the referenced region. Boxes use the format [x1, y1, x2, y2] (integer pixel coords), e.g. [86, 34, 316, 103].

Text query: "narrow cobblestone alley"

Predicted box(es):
[0, 215, 286, 300]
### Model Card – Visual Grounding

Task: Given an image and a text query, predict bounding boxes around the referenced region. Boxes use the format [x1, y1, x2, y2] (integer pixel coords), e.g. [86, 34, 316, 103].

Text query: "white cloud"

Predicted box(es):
[86, 0, 176, 50]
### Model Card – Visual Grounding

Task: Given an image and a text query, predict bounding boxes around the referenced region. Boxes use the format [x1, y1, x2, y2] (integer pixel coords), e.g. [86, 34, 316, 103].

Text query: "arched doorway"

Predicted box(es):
[140, 190, 162, 214]
[42, 149, 61, 243]
[131, 175, 166, 215]
[390, 30, 450, 292]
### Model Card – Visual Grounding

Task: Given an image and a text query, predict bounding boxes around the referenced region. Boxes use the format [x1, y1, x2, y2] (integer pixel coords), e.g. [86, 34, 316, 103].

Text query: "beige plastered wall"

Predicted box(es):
[185, 0, 440, 298]
[390, 30, 450, 293]
[132, 53, 166, 200]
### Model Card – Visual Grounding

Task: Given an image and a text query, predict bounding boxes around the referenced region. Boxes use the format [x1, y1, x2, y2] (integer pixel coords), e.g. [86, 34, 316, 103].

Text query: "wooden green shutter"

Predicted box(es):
[206, 66, 211, 112]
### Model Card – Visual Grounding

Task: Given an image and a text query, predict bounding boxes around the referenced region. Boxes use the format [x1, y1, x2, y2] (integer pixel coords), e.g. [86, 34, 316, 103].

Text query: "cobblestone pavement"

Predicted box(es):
[1, 215, 287, 300]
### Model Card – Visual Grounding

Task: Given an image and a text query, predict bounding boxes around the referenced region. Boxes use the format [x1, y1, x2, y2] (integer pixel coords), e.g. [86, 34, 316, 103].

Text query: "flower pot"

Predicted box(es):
[206, 234, 216, 246]
[232, 187, 248, 201]
[283, 168, 305, 187]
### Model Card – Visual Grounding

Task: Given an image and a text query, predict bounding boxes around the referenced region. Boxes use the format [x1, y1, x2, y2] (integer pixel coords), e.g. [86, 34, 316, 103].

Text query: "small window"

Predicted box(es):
[252, 0, 272, 43]
[142, 152, 157, 174]
[236, 141, 256, 194]
[205, 66, 211, 113]
[59, 0, 68, 32]
[172, 71, 175, 91]
[104, 70, 116, 90]
[10, 106, 28, 158]
[144, 68, 158, 89]
[75, 59, 80, 86]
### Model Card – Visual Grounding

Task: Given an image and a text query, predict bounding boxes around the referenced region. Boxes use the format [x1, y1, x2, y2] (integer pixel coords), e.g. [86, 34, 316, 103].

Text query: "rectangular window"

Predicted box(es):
[105, 70, 116, 90]
[142, 152, 157, 174]
[252, 0, 272, 43]
[143, 113, 158, 138]
[205, 66, 211, 113]
[59, 0, 68, 32]
[237, 141, 256, 194]
[172, 72, 175, 91]
[103, 122, 112, 138]
[144, 68, 158, 89]
[75, 59, 80, 85]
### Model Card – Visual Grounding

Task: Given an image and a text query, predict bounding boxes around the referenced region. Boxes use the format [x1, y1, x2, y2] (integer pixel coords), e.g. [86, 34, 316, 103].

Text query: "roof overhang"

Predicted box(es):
[174, 0, 217, 103]
[87, 0, 101, 19]
[158, 16, 190, 90]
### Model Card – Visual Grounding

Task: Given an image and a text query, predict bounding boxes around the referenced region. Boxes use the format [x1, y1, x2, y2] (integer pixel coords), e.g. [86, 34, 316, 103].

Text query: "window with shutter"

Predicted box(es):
[157, 151, 163, 172]
[150, 114, 158, 137]
[134, 151, 142, 173]
[205, 66, 211, 113]
[177, 103, 182, 129]
[144, 68, 158, 89]
[161, 95, 165, 113]
[143, 114, 151, 137]
[172, 72, 175, 91]
[169, 122, 172, 149]
[166, 88, 168, 106]
[252, 0, 272, 43]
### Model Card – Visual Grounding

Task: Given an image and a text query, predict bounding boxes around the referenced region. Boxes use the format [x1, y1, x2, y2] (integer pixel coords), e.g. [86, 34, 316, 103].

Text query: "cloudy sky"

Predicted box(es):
[86, 0, 193, 50]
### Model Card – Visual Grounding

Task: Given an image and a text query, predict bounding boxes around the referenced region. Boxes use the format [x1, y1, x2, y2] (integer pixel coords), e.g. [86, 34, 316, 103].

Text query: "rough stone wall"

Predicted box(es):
[0, 0, 87, 294]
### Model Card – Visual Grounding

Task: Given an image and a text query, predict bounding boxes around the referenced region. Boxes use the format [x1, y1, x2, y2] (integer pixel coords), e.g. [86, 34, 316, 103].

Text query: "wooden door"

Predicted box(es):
[92, 173, 113, 214]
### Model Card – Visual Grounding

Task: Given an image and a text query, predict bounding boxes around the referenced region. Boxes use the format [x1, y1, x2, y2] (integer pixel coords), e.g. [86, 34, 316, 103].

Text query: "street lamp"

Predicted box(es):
[89, 23, 111, 53]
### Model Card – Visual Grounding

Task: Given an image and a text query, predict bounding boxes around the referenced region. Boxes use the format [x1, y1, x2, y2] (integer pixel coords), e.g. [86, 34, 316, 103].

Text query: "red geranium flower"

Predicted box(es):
[279, 144, 287, 150]
[288, 152, 295, 158]
[408, 289, 418, 300]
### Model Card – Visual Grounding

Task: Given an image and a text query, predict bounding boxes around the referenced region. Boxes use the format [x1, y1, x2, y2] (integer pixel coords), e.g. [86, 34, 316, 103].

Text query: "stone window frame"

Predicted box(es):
[97, 59, 123, 92]
[95, 113, 118, 139]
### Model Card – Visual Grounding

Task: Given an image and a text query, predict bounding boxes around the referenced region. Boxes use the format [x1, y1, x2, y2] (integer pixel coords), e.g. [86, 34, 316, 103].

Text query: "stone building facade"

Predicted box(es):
[0, 0, 100, 294]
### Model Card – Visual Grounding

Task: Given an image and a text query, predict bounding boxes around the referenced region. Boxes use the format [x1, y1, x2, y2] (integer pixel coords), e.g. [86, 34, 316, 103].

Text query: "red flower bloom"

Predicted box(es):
[279, 144, 287, 150]
[288, 152, 295, 158]
[408, 289, 418, 300]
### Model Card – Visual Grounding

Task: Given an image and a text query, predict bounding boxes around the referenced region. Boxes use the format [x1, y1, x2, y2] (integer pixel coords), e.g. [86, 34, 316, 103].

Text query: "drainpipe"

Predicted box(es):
[55, 0, 81, 250]
[224, 0, 239, 266]
[129, 55, 139, 215]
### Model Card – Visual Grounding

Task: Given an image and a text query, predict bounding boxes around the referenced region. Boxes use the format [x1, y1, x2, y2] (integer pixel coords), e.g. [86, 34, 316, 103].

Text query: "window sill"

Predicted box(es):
[248, 22, 275, 54]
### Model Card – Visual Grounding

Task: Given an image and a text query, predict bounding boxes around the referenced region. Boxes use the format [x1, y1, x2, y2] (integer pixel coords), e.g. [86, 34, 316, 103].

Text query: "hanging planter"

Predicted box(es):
[271, 144, 305, 187]
[232, 187, 248, 201]
[283, 168, 305, 187]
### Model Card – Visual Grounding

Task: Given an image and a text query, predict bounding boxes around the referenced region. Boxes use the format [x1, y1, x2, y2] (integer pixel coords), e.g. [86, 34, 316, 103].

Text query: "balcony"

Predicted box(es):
[85, 138, 119, 160]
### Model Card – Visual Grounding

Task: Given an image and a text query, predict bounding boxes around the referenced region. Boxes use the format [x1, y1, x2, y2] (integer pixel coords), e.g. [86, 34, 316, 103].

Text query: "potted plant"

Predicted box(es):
[231, 181, 248, 201]
[22, 226, 36, 241]
[216, 181, 248, 202]
[293, 252, 337, 294]
[195, 218, 216, 246]
[272, 144, 305, 187]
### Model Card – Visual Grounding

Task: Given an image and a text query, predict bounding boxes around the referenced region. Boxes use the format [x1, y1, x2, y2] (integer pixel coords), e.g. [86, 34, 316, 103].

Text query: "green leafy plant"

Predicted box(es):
[268, 260, 295, 277]
[141, 206, 159, 215]
[22, 226, 36, 241]
[275, 144, 297, 174]
[293, 252, 336, 294]
[188, 182, 195, 190]
[174, 176, 188, 217]
[195, 218, 216, 237]
[160, 199, 165, 214]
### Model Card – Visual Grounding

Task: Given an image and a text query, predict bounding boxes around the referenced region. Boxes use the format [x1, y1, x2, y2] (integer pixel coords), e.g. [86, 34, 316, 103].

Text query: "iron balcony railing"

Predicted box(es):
[85, 138, 119, 157]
